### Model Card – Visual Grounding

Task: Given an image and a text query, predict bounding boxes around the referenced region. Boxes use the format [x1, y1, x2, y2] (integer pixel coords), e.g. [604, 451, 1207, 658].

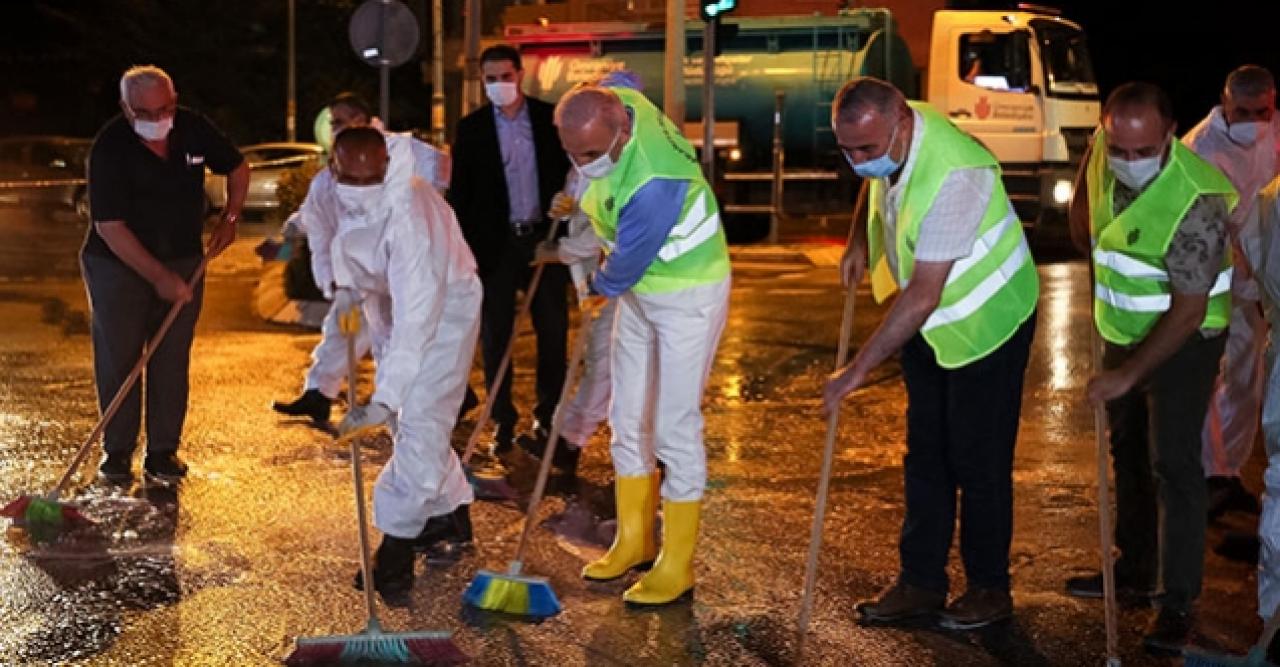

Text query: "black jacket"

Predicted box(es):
[447, 97, 570, 277]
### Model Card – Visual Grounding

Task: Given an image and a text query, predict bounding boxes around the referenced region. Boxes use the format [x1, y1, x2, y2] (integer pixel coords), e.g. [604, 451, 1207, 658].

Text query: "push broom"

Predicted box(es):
[461, 300, 599, 618]
[2, 257, 209, 539]
[287, 306, 466, 665]
[796, 180, 866, 654]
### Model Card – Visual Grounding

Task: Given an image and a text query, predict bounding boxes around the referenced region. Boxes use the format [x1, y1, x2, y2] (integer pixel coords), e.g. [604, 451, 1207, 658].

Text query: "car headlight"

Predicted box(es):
[1052, 179, 1073, 205]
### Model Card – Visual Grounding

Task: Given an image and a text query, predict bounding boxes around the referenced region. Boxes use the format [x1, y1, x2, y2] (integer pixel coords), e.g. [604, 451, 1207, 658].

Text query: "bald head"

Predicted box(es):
[556, 85, 632, 170]
[332, 127, 388, 185]
[1103, 82, 1174, 162]
[830, 77, 911, 174]
[832, 77, 907, 127]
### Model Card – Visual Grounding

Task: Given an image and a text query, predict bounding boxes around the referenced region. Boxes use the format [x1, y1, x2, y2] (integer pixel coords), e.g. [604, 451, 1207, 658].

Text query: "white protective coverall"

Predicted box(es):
[1253, 179, 1280, 618]
[298, 133, 449, 400]
[1184, 107, 1280, 477]
[324, 137, 480, 538]
[556, 169, 616, 447]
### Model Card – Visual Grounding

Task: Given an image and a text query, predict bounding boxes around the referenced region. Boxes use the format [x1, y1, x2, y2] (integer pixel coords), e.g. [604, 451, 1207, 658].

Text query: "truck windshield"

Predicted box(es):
[1031, 20, 1098, 99]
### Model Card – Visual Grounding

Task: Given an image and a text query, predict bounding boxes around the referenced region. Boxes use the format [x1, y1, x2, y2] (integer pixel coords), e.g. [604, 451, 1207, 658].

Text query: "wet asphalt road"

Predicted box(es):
[0, 207, 1265, 666]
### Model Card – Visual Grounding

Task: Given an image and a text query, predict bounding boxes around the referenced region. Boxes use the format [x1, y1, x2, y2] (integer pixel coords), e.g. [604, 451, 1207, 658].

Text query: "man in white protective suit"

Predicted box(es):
[326, 127, 481, 599]
[271, 92, 469, 425]
[1184, 65, 1279, 519]
[1254, 176, 1280, 659]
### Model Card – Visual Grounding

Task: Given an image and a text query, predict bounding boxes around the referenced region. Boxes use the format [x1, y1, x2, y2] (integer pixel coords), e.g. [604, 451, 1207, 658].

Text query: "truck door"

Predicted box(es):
[943, 27, 1043, 165]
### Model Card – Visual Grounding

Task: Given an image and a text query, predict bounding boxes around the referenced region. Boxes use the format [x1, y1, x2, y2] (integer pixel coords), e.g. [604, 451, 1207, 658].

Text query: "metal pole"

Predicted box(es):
[463, 0, 482, 114]
[378, 0, 391, 126]
[663, 0, 686, 125]
[770, 90, 785, 244]
[431, 0, 445, 144]
[702, 17, 716, 182]
[286, 0, 296, 142]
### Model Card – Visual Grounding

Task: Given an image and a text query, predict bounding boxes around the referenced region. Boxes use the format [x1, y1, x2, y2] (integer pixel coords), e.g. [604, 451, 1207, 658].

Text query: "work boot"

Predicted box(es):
[855, 581, 946, 623]
[143, 453, 188, 485]
[624, 498, 700, 606]
[938, 587, 1013, 630]
[490, 422, 516, 455]
[272, 388, 331, 424]
[413, 503, 473, 558]
[354, 534, 415, 598]
[517, 422, 581, 475]
[583, 473, 659, 581]
[1207, 475, 1261, 519]
[1064, 571, 1158, 606]
[98, 452, 133, 485]
[1142, 607, 1193, 656]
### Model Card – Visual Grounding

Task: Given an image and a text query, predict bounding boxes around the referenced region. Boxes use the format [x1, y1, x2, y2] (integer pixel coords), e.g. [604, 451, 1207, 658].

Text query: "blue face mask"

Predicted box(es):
[844, 122, 903, 179]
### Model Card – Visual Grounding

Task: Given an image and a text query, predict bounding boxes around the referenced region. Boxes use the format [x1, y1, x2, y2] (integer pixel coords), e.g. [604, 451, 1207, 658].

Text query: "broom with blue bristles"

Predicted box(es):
[1183, 607, 1280, 667]
[462, 300, 600, 618]
[286, 306, 467, 665]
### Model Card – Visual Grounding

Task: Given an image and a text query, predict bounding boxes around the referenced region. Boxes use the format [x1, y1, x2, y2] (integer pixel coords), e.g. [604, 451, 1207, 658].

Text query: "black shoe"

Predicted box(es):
[1064, 572, 1157, 605]
[490, 422, 516, 455]
[354, 534, 415, 598]
[412, 504, 474, 557]
[938, 587, 1013, 630]
[516, 423, 581, 475]
[457, 386, 479, 422]
[143, 453, 188, 484]
[1208, 476, 1261, 519]
[98, 453, 133, 485]
[855, 581, 945, 624]
[1142, 607, 1193, 656]
[272, 388, 331, 424]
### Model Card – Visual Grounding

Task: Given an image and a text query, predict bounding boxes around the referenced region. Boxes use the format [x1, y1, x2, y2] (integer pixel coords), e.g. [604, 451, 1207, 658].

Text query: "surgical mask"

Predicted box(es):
[132, 116, 173, 141]
[573, 130, 622, 181]
[1108, 154, 1163, 190]
[847, 122, 903, 179]
[484, 82, 519, 108]
[333, 182, 385, 217]
[1226, 120, 1264, 147]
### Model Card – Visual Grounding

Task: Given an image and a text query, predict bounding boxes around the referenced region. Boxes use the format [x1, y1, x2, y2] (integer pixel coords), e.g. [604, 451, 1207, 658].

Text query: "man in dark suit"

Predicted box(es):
[448, 44, 571, 452]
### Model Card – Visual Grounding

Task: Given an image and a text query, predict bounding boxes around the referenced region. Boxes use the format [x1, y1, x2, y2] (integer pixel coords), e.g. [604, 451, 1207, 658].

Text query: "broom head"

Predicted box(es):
[286, 627, 467, 665]
[462, 568, 561, 618]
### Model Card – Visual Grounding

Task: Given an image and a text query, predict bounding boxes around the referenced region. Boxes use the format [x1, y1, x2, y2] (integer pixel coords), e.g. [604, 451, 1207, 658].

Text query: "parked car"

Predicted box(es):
[0, 136, 91, 219]
[205, 142, 323, 214]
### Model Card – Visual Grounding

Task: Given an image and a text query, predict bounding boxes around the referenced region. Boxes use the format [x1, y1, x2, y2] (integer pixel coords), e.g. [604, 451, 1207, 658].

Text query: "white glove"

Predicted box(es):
[332, 287, 360, 316]
[338, 401, 392, 437]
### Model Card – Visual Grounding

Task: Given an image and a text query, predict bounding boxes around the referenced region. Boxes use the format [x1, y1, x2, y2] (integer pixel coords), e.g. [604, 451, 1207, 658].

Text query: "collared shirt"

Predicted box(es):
[84, 107, 242, 260]
[494, 101, 541, 223]
[879, 109, 993, 277]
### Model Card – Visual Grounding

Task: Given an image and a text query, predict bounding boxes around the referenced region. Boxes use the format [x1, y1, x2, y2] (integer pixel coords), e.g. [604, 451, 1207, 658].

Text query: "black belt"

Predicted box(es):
[510, 220, 545, 238]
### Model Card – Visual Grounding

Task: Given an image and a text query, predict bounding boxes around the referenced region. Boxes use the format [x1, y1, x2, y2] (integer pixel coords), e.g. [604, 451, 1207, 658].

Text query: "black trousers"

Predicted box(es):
[81, 253, 205, 458]
[479, 230, 568, 428]
[898, 314, 1036, 594]
[1106, 332, 1225, 611]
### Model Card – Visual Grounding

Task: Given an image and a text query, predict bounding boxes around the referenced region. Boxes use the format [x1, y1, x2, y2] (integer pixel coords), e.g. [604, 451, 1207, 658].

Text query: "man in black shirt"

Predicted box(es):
[82, 65, 247, 485]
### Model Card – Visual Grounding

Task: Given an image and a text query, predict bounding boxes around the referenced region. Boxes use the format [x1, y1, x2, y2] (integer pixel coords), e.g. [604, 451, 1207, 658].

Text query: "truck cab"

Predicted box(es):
[926, 8, 1099, 241]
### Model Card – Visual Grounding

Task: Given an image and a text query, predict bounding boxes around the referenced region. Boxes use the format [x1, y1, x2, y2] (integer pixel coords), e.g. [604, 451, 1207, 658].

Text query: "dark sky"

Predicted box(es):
[1, 1, 1278, 143]
[1052, 0, 1280, 130]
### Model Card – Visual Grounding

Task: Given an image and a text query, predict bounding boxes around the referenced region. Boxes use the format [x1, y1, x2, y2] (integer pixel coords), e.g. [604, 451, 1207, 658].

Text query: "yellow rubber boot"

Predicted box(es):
[623, 499, 700, 606]
[582, 473, 659, 581]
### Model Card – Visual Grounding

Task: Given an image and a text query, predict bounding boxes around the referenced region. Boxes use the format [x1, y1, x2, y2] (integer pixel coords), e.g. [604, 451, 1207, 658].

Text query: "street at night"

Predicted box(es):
[0, 210, 1262, 665]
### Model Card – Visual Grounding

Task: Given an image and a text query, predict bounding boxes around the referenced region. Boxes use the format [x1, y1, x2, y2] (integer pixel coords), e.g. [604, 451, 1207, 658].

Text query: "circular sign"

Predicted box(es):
[349, 0, 420, 68]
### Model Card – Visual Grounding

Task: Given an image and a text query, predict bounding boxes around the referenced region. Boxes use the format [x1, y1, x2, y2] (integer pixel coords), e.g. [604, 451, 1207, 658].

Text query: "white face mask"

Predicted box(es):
[484, 81, 519, 108]
[1226, 120, 1264, 146]
[132, 116, 173, 141]
[333, 182, 385, 218]
[1108, 153, 1164, 190]
[573, 130, 622, 181]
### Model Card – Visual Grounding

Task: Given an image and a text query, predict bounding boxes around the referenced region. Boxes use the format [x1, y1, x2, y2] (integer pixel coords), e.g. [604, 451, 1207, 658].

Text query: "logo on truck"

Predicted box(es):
[976, 96, 991, 120]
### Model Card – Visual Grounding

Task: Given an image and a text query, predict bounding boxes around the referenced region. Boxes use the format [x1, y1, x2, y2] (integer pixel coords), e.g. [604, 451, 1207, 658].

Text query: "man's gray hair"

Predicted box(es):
[1225, 65, 1276, 100]
[554, 86, 626, 132]
[119, 65, 175, 105]
[832, 77, 906, 126]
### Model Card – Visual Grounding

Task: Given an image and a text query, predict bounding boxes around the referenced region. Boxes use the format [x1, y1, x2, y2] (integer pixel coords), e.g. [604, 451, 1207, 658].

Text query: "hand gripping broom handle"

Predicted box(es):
[49, 256, 210, 501]
[461, 217, 565, 464]
[344, 314, 384, 631]
[797, 180, 868, 643]
[509, 303, 597, 573]
[1091, 331, 1121, 667]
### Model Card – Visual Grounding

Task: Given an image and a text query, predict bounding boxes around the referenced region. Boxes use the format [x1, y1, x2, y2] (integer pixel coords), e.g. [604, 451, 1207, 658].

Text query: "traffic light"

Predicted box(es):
[700, 0, 737, 21]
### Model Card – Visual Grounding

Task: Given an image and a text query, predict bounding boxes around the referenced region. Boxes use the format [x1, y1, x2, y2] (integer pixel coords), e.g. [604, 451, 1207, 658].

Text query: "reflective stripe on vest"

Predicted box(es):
[1094, 266, 1233, 312]
[922, 207, 1030, 331]
[658, 192, 720, 263]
